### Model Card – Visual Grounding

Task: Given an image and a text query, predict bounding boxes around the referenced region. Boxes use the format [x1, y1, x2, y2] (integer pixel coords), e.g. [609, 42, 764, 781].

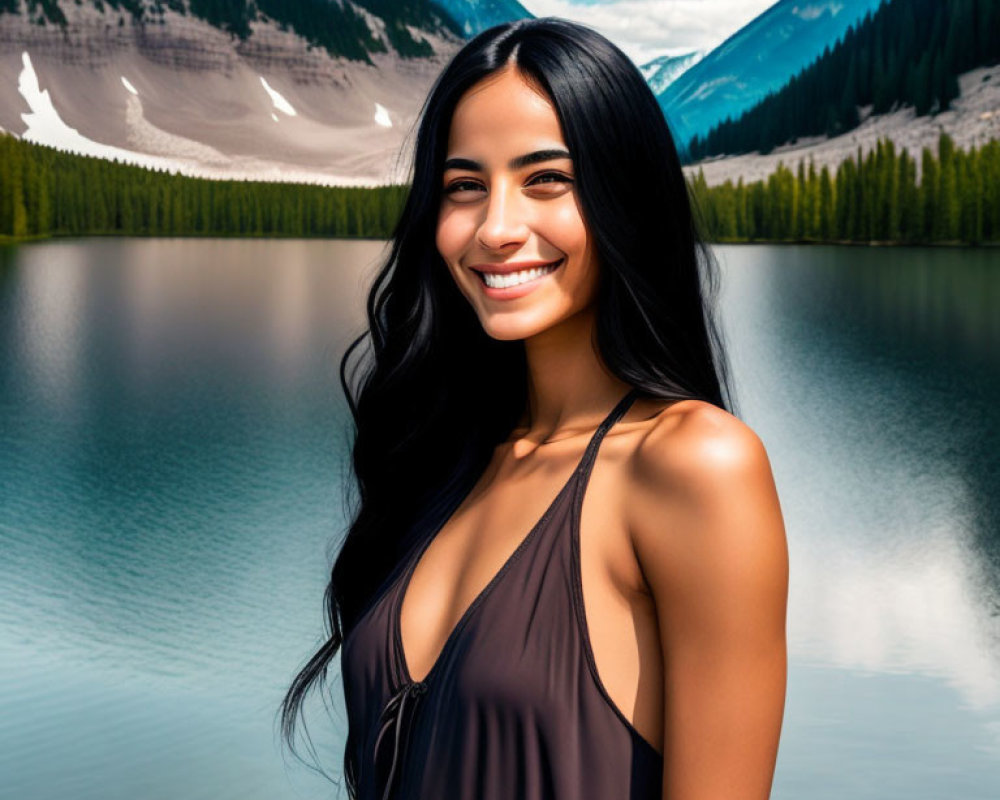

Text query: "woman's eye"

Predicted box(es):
[444, 180, 483, 194]
[529, 172, 573, 187]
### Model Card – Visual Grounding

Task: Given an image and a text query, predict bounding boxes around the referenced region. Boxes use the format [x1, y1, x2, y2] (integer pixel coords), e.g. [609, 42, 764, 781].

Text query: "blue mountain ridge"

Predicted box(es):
[657, 0, 884, 153]
[430, 0, 534, 38]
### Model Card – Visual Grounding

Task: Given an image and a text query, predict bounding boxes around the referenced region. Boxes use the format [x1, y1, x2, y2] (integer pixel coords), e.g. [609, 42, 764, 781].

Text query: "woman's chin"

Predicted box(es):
[476, 312, 553, 342]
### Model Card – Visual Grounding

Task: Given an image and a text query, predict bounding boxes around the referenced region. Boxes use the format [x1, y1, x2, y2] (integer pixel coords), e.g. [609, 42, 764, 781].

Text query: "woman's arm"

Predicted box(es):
[629, 402, 788, 800]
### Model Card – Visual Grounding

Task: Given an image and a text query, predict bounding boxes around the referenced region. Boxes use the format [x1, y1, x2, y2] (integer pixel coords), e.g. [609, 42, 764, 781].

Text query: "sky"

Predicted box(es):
[521, 0, 778, 65]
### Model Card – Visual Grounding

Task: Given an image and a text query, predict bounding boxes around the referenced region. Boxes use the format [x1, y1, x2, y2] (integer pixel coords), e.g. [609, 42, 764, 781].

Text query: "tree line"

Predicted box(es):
[687, 0, 1000, 162]
[2, 130, 998, 246]
[688, 133, 1000, 244]
[0, 133, 408, 241]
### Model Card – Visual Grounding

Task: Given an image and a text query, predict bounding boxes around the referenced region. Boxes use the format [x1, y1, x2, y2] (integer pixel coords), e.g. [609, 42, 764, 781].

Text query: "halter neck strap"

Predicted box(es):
[575, 387, 640, 479]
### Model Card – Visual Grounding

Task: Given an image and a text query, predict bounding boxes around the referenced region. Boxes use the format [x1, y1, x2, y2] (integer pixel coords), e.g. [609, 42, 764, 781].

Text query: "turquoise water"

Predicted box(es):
[0, 239, 997, 799]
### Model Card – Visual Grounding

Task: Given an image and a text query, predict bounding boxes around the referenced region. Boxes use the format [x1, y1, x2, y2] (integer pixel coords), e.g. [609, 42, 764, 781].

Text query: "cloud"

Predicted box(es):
[523, 0, 777, 65]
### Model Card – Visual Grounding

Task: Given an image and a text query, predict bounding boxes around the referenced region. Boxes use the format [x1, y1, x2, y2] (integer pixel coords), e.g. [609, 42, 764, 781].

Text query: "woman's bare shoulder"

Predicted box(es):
[631, 399, 771, 487]
[625, 397, 787, 604]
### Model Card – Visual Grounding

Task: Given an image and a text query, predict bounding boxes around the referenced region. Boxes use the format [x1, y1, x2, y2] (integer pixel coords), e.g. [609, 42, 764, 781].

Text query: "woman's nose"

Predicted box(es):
[476, 181, 529, 250]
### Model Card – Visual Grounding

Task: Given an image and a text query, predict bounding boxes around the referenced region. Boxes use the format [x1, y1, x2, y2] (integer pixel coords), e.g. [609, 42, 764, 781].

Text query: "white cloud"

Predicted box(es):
[522, 0, 776, 65]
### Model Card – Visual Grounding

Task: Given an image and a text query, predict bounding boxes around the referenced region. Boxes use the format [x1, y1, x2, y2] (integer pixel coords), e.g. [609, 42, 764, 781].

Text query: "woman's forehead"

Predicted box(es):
[447, 72, 565, 155]
[452, 69, 555, 122]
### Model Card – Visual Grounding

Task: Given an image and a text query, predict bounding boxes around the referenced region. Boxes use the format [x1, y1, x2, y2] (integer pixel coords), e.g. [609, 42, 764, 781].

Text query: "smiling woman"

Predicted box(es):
[436, 71, 598, 334]
[280, 16, 787, 800]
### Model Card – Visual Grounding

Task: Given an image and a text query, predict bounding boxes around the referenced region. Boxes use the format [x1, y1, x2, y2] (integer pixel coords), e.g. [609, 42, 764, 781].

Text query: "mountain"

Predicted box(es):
[683, 62, 1000, 189]
[681, 0, 1000, 188]
[658, 0, 884, 153]
[688, 0, 1000, 161]
[430, 0, 532, 38]
[639, 50, 703, 96]
[0, 0, 523, 185]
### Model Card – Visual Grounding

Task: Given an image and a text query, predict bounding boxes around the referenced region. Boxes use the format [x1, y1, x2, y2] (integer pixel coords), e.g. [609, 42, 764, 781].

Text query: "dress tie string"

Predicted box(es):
[373, 680, 428, 800]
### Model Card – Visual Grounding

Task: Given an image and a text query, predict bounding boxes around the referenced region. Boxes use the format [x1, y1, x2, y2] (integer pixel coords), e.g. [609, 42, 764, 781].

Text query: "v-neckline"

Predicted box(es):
[393, 464, 578, 686]
[391, 387, 639, 688]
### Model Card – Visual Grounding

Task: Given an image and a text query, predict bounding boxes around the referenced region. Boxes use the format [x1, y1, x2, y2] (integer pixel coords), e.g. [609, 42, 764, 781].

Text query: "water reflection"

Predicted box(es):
[717, 245, 1000, 715]
[805, 246, 999, 363]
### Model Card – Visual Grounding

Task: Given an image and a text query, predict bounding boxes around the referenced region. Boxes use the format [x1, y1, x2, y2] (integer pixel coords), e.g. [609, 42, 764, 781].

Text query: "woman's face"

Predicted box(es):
[435, 67, 600, 341]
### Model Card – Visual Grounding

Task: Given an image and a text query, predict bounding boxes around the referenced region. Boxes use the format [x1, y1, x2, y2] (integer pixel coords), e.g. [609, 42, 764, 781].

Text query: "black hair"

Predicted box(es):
[279, 16, 736, 797]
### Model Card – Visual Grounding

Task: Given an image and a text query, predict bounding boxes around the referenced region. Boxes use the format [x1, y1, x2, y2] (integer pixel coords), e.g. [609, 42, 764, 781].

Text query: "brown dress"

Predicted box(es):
[340, 387, 663, 799]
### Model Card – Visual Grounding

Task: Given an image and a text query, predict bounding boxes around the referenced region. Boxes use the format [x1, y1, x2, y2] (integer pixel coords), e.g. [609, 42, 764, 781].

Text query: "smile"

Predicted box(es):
[476, 259, 563, 290]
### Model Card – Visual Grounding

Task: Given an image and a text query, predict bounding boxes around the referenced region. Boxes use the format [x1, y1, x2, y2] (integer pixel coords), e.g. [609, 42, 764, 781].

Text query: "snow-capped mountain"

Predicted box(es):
[0, 0, 527, 185]
[639, 50, 703, 96]
[658, 0, 884, 153]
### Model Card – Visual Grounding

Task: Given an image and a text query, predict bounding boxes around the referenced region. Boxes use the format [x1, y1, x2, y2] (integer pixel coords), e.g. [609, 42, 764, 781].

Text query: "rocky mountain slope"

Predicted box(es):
[0, 0, 483, 184]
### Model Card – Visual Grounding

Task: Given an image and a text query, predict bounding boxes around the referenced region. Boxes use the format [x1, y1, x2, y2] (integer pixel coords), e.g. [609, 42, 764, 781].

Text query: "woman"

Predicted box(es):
[281, 16, 788, 800]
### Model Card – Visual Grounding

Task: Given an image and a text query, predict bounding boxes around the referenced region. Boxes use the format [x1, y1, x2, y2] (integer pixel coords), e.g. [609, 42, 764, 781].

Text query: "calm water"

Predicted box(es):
[0, 239, 997, 800]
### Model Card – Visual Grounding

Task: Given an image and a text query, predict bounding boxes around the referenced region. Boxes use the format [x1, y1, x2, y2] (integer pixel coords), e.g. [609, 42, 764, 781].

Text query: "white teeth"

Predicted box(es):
[482, 260, 561, 289]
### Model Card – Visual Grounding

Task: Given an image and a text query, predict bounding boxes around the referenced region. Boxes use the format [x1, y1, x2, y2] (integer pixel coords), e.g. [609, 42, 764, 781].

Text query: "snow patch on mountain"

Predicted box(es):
[640, 50, 704, 96]
[259, 76, 297, 116]
[19, 50, 182, 172]
[123, 91, 230, 165]
[791, 3, 845, 22]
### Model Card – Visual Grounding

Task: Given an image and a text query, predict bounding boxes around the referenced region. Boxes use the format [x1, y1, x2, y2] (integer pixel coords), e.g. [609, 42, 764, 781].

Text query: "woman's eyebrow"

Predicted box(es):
[443, 148, 572, 172]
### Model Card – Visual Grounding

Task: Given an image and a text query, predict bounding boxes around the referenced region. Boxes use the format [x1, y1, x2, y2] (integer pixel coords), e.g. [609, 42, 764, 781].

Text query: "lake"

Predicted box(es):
[0, 238, 997, 800]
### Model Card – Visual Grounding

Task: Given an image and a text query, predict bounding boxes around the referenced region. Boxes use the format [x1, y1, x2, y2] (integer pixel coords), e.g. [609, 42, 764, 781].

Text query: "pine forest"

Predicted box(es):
[1, 131, 998, 245]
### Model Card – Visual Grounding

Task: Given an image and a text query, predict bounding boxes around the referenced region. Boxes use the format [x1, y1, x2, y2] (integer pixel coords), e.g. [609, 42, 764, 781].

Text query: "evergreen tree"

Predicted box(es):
[819, 165, 835, 240]
[937, 133, 960, 240]
[963, 148, 984, 243]
[983, 141, 1000, 240]
[896, 148, 919, 242]
[884, 139, 900, 241]
[805, 159, 819, 239]
[921, 147, 938, 241]
[10, 148, 28, 239]
[857, 145, 872, 242]
[792, 161, 805, 239]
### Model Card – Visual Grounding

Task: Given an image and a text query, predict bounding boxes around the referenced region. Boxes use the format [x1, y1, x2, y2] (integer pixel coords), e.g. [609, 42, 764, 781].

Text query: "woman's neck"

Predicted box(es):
[517, 308, 632, 442]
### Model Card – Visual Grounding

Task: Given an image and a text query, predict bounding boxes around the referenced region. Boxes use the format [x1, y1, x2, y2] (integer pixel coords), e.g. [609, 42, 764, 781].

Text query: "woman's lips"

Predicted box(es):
[470, 258, 563, 275]
[475, 258, 564, 300]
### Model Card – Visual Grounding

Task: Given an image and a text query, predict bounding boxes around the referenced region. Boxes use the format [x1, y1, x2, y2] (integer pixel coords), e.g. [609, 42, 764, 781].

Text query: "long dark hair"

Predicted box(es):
[279, 15, 736, 797]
